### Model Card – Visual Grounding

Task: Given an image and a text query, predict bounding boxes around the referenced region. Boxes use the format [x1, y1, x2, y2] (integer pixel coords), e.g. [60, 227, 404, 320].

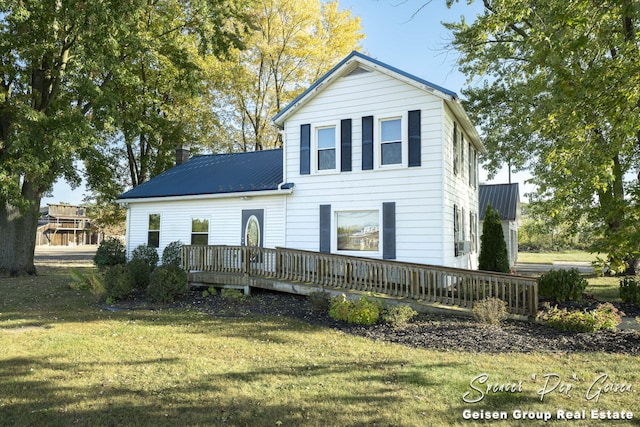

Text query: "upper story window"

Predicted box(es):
[148, 214, 160, 248]
[317, 126, 336, 171]
[380, 118, 402, 165]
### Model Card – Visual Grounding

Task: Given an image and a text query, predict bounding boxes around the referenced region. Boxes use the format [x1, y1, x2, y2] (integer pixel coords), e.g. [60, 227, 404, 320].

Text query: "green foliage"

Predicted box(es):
[69, 268, 106, 302]
[131, 244, 159, 270]
[381, 305, 418, 328]
[329, 294, 382, 326]
[103, 264, 135, 301]
[93, 238, 127, 270]
[537, 269, 588, 302]
[220, 288, 248, 303]
[536, 303, 623, 332]
[445, 1, 640, 274]
[478, 204, 510, 273]
[147, 265, 188, 303]
[127, 259, 152, 290]
[619, 277, 640, 305]
[162, 241, 184, 267]
[307, 291, 330, 313]
[202, 286, 217, 298]
[472, 297, 508, 327]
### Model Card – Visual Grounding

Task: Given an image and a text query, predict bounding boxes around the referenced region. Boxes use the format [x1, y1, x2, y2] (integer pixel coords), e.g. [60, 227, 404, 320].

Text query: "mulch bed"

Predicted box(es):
[111, 288, 640, 355]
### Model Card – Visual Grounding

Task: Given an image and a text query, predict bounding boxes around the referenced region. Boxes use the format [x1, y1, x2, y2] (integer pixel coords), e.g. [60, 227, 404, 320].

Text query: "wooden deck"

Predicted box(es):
[181, 245, 539, 317]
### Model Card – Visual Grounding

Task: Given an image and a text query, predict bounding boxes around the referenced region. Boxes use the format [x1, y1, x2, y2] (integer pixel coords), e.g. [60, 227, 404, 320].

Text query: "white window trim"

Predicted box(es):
[148, 213, 161, 248]
[191, 216, 210, 245]
[312, 122, 340, 174]
[333, 206, 382, 257]
[375, 112, 407, 169]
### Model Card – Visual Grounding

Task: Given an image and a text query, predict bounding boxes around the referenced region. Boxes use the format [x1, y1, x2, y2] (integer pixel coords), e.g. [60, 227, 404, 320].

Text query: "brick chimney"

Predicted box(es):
[175, 145, 190, 166]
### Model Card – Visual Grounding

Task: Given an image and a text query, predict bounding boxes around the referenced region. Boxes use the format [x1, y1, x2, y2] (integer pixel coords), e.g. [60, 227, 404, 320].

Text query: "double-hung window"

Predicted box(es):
[380, 118, 402, 165]
[191, 218, 209, 245]
[317, 126, 336, 171]
[148, 214, 160, 248]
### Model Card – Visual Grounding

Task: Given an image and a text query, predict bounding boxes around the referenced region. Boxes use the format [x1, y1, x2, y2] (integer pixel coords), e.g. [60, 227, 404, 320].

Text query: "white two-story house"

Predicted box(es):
[118, 51, 485, 269]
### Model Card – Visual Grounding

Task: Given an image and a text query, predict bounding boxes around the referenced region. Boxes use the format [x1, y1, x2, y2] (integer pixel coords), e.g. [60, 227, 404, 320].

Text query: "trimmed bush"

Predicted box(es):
[537, 268, 588, 302]
[536, 303, 623, 332]
[329, 294, 382, 326]
[103, 264, 135, 301]
[478, 204, 510, 273]
[472, 297, 508, 327]
[619, 276, 640, 305]
[381, 304, 418, 328]
[162, 241, 183, 267]
[131, 244, 159, 270]
[147, 265, 188, 303]
[307, 291, 330, 313]
[94, 238, 126, 270]
[127, 258, 152, 290]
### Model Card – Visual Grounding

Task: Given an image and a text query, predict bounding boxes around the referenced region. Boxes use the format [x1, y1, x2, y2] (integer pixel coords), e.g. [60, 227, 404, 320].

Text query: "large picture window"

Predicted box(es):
[191, 218, 209, 245]
[337, 211, 379, 252]
[317, 126, 336, 170]
[380, 118, 402, 165]
[148, 214, 160, 248]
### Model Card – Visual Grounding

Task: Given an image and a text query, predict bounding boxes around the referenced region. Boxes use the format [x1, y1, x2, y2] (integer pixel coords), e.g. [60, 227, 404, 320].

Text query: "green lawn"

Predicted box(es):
[518, 250, 599, 264]
[1, 266, 638, 426]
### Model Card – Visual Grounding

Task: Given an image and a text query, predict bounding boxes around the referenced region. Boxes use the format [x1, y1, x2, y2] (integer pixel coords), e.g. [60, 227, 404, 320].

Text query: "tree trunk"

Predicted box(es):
[0, 182, 41, 277]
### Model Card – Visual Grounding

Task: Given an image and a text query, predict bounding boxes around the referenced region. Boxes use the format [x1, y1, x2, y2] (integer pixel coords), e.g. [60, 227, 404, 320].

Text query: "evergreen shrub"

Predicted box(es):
[147, 265, 188, 303]
[162, 241, 183, 267]
[93, 238, 126, 270]
[619, 277, 640, 305]
[478, 204, 510, 273]
[103, 264, 135, 301]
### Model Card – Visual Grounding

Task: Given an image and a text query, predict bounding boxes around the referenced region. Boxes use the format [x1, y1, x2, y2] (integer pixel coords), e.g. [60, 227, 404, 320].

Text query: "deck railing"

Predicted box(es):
[181, 245, 538, 317]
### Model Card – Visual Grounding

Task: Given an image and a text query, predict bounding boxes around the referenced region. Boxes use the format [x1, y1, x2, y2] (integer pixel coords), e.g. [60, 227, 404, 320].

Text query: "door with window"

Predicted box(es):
[241, 209, 264, 267]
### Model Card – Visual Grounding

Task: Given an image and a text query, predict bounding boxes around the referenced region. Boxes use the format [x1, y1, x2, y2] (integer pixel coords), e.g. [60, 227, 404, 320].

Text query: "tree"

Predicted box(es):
[479, 204, 510, 273]
[0, 0, 251, 276]
[217, 0, 364, 151]
[443, 0, 640, 274]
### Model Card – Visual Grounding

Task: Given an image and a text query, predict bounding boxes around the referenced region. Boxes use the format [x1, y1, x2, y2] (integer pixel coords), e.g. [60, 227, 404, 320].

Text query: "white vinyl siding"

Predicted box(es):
[125, 196, 285, 258]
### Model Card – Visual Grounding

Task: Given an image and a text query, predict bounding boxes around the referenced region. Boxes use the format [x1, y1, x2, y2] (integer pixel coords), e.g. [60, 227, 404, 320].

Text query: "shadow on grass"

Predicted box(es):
[0, 355, 463, 427]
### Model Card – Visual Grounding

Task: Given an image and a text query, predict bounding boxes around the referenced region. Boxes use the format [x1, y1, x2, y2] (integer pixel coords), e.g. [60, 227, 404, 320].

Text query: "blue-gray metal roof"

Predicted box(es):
[479, 183, 520, 221]
[272, 51, 458, 124]
[118, 149, 283, 200]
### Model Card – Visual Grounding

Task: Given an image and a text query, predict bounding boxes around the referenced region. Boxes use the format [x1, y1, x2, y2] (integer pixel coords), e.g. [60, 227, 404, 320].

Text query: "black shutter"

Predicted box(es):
[382, 202, 396, 260]
[341, 119, 352, 172]
[408, 110, 421, 167]
[362, 116, 373, 170]
[300, 124, 310, 175]
[319, 204, 331, 253]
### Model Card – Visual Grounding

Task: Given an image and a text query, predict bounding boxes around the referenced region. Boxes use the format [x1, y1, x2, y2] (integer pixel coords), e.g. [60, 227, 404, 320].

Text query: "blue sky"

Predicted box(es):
[42, 0, 531, 206]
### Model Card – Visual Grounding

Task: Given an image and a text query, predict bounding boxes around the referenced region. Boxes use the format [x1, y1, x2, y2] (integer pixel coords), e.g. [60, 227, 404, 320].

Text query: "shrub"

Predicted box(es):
[131, 244, 159, 270]
[329, 294, 382, 326]
[472, 297, 508, 327]
[307, 291, 330, 313]
[127, 258, 152, 290]
[537, 269, 588, 302]
[93, 238, 126, 270]
[69, 268, 106, 302]
[619, 276, 640, 305]
[381, 304, 418, 328]
[220, 288, 247, 303]
[147, 265, 188, 303]
[162, 241, 183, 267]
[478, 204, 510, 273]
[536, 303, 623, 332]
[103, 264, 135, 301]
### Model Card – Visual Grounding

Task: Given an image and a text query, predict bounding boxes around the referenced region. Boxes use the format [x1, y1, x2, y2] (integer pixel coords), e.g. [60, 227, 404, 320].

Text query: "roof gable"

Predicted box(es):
[479, 183, 520, 221]
[272, 51, 484, 152]
[118, 149, 283, 200]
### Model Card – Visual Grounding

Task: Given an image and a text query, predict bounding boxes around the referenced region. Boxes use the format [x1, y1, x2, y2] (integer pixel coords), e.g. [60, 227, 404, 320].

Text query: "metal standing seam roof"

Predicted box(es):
[118, 149, 284, 200]
[479, 183, 520, 221]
